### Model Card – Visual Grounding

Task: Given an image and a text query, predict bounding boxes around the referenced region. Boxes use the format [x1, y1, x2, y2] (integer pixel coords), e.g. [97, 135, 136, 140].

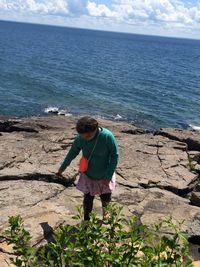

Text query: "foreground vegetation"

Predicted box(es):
[4, 204, 193, 266]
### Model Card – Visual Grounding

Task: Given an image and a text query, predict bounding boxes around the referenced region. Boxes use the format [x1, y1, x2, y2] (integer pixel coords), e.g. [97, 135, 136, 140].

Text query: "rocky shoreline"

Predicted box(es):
[0, 115, 200, 266]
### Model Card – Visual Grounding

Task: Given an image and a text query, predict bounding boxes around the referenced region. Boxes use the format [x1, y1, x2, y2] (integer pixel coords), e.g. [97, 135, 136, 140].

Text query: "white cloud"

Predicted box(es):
[112, 0, 200, 26]
[0, 0, 70, 15]
[0, 0, 200, 38]
[0, 0, 92, 17]
[0, 0, 16, 10]
[67, 0, 88, 15]
[87, 2, 117, 17]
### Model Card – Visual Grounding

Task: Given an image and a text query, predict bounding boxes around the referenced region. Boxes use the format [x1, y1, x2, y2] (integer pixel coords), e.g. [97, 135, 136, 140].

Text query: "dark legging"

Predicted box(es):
[83, 193, 111, 221]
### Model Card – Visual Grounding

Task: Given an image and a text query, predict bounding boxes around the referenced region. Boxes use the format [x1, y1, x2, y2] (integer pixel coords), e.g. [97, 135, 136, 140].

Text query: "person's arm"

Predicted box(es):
[57, 136, 81, 175]
[104, 133, 119, 180]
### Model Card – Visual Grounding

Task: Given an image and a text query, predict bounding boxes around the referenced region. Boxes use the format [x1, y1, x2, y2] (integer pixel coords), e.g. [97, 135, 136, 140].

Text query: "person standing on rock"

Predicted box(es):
[56, 116, 119, 221]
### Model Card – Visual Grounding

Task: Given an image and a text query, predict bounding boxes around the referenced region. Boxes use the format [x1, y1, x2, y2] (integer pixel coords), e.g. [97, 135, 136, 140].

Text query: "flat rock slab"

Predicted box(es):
[0, 116, 200, 264]
[117, 133, 197, 194]
[156, 128, 200, 151]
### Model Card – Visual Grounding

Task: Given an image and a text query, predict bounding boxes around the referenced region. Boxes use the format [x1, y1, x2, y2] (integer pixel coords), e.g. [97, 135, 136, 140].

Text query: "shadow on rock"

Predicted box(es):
[0, 173, 77, 187]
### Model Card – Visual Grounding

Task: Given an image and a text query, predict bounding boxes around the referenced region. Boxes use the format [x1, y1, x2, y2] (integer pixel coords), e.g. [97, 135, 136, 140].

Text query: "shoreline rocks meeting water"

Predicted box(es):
[0, 115, 200, 266]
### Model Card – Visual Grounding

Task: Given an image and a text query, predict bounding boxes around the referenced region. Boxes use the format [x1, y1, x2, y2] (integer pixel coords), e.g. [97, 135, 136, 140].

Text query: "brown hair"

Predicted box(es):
[76, 116, 98, 134]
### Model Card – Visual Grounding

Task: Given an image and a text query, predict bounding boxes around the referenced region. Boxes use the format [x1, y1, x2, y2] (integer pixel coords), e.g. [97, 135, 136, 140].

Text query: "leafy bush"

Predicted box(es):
[4, 204, 193, 266]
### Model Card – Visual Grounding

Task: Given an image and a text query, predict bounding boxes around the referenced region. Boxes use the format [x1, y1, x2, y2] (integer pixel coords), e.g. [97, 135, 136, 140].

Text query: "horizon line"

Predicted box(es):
[1, 18, 200, 42]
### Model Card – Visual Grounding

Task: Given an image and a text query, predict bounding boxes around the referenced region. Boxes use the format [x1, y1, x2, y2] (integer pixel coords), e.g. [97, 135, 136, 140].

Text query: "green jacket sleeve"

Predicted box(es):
[105, 133, 119, 180]
[59, 136, 81, 172]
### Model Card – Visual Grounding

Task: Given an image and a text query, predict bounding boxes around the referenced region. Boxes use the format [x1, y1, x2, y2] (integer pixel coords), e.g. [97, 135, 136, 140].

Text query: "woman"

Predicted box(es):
[56, 116, 119, 221]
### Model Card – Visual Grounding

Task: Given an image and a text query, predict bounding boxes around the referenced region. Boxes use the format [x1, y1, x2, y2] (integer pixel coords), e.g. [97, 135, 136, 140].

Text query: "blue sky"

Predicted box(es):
[0, 0, 200, 39]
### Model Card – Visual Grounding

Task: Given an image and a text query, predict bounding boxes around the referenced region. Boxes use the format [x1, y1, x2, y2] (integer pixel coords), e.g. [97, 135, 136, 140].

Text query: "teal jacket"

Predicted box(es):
[60, 128, 119, 180]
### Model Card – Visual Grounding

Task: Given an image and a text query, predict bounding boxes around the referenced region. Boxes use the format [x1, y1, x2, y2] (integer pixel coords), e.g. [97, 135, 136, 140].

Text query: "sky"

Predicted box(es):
[0, 0, 200, 39]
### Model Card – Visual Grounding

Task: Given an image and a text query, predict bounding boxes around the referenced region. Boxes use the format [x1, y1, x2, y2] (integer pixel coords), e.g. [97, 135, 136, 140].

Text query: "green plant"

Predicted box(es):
[4, 215, 38, 267]
[4, 204, 193, 267]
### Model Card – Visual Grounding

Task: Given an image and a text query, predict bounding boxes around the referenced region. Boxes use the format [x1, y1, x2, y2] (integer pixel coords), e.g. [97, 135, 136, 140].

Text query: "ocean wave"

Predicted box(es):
[189, 124, 200, 130]
[114, 114, 123, 120]
[44, 107, 72, 117]
[95, 113, 124, 121]
[44, 107, 59, 114]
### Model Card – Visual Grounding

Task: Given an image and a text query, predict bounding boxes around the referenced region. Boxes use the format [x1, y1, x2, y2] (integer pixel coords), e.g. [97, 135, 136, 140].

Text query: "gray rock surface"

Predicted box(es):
[156, 128, 200, 151]
[0, 116, 200, 264]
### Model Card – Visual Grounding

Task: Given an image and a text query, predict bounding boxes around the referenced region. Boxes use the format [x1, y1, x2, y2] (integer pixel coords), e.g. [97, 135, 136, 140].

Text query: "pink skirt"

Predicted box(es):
[76, 173, 116, 196]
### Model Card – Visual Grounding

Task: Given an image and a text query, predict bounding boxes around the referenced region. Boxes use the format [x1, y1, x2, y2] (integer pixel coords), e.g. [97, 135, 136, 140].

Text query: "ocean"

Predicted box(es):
[0, 20, 200, 130]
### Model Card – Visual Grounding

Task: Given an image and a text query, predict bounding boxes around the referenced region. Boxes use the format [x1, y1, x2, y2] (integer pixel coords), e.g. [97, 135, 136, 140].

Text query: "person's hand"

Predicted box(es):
[102, 179, 110, 186]
[56, 170, 63, 177]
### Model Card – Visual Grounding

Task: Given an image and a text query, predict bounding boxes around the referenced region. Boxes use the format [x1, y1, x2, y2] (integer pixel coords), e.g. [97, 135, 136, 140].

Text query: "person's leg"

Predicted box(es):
[83, 193, 95, 221]
[100, 193, 112, 219]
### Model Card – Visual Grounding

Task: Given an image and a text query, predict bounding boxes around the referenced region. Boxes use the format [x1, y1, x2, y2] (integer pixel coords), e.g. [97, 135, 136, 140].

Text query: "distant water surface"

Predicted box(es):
[0, 20, 200, 130]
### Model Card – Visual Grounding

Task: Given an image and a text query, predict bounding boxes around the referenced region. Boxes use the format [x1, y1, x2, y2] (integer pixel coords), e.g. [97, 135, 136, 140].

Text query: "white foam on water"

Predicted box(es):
[44, 107, 72, 117]
[189, 124, 200, 130]
[114, 114, 123, 120]
[58, 110, 67, 115]
[44, 107, 59, 114]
